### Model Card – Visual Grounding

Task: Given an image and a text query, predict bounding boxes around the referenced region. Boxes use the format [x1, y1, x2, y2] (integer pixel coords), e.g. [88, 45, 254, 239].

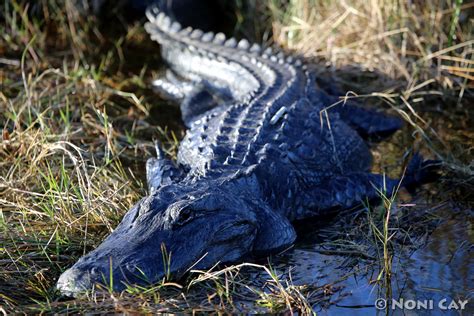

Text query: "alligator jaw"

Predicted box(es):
[56, 185, 259, 296]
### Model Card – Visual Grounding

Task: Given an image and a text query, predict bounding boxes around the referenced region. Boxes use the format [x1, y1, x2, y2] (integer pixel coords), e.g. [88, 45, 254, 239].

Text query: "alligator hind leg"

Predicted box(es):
[333, 101, 402, 141]
[314, 94, 402, 141]
[308, 73, 402, 140]
[146, 142, 184, 191]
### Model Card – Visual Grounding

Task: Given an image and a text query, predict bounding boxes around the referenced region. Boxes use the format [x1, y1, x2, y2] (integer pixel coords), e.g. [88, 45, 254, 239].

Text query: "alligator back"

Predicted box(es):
[145, 6, 371, 183]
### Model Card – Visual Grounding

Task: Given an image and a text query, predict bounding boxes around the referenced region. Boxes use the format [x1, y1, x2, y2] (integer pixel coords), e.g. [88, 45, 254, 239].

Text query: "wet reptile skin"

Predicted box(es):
[56, 3, 435, 296]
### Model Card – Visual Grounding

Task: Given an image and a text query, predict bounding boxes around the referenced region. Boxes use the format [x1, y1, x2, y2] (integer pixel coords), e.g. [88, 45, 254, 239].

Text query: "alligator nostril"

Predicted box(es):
[125, 262, 138, 273]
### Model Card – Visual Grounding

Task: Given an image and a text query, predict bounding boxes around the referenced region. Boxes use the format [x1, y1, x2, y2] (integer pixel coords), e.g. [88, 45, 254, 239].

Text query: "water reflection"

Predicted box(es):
[276, 206, 473, 314]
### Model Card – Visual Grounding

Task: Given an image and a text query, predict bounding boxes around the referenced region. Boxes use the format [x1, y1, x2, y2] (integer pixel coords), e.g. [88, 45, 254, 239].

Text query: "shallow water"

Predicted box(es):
[274, 204, 474, 315]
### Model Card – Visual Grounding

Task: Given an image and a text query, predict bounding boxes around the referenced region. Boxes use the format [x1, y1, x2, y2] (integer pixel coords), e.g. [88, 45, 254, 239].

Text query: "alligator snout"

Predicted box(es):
[56, 188, 259, 296]
[56, 267, 92, 297]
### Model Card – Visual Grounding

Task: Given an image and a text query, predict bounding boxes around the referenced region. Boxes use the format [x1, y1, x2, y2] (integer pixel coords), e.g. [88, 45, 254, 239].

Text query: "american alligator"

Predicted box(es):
[56, 3, 437, 296]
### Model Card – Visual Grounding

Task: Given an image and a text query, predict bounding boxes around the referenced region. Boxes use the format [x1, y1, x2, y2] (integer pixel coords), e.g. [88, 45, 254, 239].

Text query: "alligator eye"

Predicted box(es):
[174, 208, 195, 227]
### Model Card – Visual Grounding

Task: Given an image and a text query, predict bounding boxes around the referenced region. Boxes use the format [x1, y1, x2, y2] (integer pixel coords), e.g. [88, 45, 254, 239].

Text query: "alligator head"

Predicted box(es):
[56, 183, 259, 296]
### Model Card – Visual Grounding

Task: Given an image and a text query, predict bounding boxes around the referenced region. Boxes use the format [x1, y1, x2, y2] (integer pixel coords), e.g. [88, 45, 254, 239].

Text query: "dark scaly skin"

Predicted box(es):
[56, 4, 432, 296]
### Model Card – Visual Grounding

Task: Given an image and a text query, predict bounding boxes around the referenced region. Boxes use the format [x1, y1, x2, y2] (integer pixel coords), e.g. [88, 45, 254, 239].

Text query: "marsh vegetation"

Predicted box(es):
[1, 0, 472, 313]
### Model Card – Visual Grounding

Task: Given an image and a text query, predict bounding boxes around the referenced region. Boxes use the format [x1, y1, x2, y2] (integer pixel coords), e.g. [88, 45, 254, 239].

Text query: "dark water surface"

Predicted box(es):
[283, 205, 473, 315]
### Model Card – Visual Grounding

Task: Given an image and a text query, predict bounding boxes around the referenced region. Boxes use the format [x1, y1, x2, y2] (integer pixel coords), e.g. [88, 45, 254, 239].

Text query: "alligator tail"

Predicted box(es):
[401, 153, 442, 193]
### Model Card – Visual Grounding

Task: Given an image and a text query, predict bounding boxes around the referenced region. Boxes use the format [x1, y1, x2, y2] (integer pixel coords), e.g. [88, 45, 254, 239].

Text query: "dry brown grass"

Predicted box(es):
[271, 0, 473, 84]
[267, 0, 473, 178]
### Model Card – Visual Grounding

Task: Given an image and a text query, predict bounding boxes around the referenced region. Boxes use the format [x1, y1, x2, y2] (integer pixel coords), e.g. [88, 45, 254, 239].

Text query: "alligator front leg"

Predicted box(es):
[146, 142, 184, 191]
[253, 203, 296, 255]
[301, 172, 402, 217]
[302, 154, 438, 216]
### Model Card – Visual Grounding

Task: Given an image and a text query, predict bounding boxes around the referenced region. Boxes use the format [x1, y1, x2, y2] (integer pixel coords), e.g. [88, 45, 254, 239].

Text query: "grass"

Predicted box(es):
[1, 0, 473, 313]
[269, 0, 473, 169]
[366, 187, 399, 304]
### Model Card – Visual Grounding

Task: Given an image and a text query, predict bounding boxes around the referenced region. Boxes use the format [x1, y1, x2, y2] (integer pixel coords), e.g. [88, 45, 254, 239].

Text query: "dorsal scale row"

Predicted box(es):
[145, 6, 308, 175]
